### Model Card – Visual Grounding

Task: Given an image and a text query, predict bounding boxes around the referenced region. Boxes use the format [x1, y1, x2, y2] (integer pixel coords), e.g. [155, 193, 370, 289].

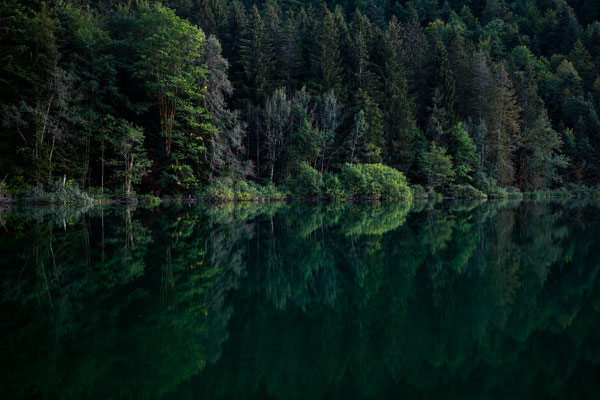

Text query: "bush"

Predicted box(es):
[200, 180, 235, 201]
[233, 180, 259, 201]
[445, 184, 487, 199]
[285, 162, 323, 199]
[338, 163, 411, 200]
[323, 173, 347, 201]
[200, 178, 288, 202]
[23, 180, 97, 204]
[261, 184, 288, 200]
[504, 186, 523, 199]
[564, 183, 600, 198]
[410, 184, 437, 199]
[140, 194, 161, 205]
[0, 179, 9, 202]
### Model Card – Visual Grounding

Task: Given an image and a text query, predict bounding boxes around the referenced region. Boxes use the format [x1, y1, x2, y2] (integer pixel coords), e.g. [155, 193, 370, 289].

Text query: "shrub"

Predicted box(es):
[23, 180, 96, 204]
[233, 180, 259, 201]
[338, 163, 411, 200]
[261, 184, 288, 200]
[564, 183, 600, 197]
[0, 178, 9, 202]
[445, 184, 487, 199]
[323, 173, 347, 201]
[200, 180, 235, 201]
[410, 184, 437, 199]
[140, 194, 161, 205]
[504, 186, 523, 199]
[285, 162, 323, 199]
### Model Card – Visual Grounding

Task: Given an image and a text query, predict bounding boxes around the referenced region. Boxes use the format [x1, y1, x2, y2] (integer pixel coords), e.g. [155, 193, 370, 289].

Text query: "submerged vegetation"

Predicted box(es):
[2, 1, 600, 201]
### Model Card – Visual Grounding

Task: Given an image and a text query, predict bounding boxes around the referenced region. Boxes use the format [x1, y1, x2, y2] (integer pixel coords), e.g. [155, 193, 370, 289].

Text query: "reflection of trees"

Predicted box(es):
[2, 200, 600, 399]
[0, 203, 258, 399]
[193, 200, 600, 400]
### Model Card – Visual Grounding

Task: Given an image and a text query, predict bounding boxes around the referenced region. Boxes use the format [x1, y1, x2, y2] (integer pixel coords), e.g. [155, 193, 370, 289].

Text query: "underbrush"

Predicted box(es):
[23, 180, 97, 204]
[444, 184, 488, 199]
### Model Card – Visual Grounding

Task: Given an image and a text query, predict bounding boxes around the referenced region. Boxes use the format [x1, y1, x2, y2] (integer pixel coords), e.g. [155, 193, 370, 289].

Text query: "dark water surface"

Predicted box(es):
[2, 200, 600, 399]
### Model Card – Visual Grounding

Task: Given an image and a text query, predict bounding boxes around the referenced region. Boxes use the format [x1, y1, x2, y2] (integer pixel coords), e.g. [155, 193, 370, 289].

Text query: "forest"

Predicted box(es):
[2, 0, 600, 201]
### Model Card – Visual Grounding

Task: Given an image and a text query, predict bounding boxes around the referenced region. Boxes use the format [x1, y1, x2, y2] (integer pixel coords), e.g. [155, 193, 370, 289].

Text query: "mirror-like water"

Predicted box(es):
[1, 200, 600, 399]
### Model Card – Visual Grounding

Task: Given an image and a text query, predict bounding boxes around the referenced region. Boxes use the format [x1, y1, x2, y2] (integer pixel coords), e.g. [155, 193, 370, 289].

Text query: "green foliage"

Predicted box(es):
[107, 120, 151, 198]
[338, 163, 411, 200]
[139, 194, 160, 206]
[421, 142, 456, 192]
[24, 179, 96, 204]
[323, 173, 346, 201]
[2, 0, 600, 197]
[131, 2, 212, 191]
[0, 176, 10, 202]
[447, 123, 478, 184]
[285, 162, 323, 199]
[410, 184, 437, 199]
[445, 184, 487, 199]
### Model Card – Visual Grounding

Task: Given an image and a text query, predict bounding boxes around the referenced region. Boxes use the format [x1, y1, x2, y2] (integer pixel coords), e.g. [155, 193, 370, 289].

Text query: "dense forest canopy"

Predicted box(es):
[2, 0, 600, 198]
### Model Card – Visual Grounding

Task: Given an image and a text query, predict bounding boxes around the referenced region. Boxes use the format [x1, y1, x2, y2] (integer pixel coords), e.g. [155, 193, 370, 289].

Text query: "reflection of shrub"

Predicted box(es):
[340, 202, 411, 235]
[445, 184, 487, 199]
[200, 178, 287, 201]
[338, 163, 411, 200]
[24, 180, 96, 204]
[140, 194, 161, 206]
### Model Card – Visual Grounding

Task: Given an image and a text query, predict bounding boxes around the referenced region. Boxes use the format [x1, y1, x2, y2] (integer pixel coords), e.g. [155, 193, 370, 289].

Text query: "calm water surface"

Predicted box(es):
[1, 200, 600, 399]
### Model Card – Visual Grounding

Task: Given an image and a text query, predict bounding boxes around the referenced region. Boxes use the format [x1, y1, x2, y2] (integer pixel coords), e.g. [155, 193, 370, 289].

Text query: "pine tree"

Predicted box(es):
[348, 11, 375, 94]
[382, 56, 418, 174]
[263, 2, 283, 87]
[311, 5, 343, 95]
[568, 40, 595, 89]
[399, 10, 428, 119]
[240, 5, 274, 105]
[351, 89, 385, 163]
[425, 34, 457, 140]
[446, 27, 471, 119]
[488, 62, 521, 187]
[280, 11, 301, 93]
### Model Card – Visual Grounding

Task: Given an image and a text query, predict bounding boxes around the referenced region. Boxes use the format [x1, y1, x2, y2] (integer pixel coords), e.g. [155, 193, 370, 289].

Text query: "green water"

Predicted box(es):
[1, 200, 600, 399]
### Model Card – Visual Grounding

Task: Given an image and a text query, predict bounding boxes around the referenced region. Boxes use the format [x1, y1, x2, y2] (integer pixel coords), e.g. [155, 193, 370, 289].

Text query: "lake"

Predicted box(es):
[1, 199, 600, 399]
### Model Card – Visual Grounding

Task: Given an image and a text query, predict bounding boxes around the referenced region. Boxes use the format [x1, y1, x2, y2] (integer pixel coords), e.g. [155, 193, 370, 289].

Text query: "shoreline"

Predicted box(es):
[1, 192, 599, 206]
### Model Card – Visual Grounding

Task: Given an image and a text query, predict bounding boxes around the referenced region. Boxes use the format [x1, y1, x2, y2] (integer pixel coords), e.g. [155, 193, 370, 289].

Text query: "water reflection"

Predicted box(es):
[1, 200, 600, 399]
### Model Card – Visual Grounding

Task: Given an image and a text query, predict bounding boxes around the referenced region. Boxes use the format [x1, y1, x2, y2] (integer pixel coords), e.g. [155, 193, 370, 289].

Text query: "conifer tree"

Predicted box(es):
[351, 89, 384, 163]
[240, 5, 274, 105]
[311, 5, 343, 95]
[488, 62, 521, 187]
[280, 12, 301, 93]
